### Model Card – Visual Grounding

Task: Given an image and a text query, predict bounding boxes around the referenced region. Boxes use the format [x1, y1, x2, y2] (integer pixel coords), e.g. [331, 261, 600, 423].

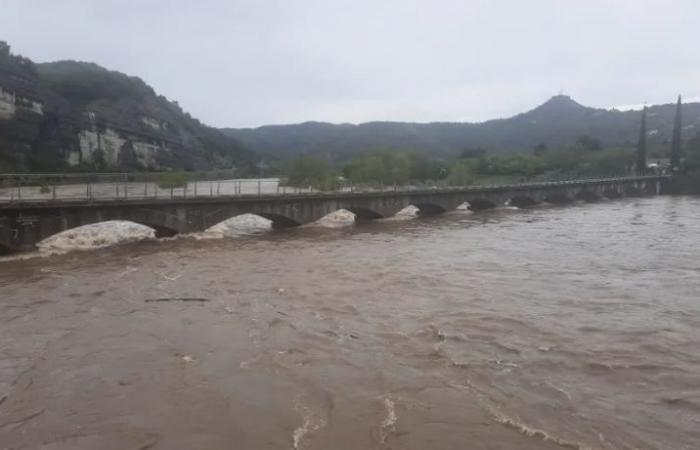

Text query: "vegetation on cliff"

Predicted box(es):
[0, 42, 255, 173]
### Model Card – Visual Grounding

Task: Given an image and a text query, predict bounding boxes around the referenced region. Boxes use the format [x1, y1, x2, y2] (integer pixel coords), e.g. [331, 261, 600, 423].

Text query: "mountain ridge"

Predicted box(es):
[224, 95, 700, 161]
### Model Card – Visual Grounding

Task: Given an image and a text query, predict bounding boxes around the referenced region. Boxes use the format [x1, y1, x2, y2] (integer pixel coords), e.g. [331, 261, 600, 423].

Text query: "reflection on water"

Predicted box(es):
[1, 196, 700, 449]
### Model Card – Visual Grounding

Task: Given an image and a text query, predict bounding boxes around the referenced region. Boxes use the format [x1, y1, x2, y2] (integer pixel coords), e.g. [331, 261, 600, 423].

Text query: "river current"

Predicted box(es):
[1, 196, 699, 449]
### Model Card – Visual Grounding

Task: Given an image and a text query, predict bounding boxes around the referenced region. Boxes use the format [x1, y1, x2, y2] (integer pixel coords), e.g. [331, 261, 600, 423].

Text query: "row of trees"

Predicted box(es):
[282, 95, 697, 189]
[282, 145, 638, 189]
[636, 95, 686, 174]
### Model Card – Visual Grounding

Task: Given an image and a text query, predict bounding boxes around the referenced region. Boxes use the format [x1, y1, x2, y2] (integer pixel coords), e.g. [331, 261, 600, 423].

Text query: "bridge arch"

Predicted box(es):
[39, 208, 188, 239]
[623, 182, 657, 196]
[574, 190, 600, 202]
[0, 241, 13, 256]
[58, 212, 183, 238]
[26, 206, 187, 250]
[147, 224, 180, 238]
[623, 185, 644, 196]
[602, 187, 623, 199]
[203, 208, 301, 230]
[464, 198, 498, 211]
[346, 206, 385, 221]
[313, 209, 357, 227]
[544, 192, 573, 204]
[256, 213, 301, 229]
[508, 195, 540, 208]
[411, 202, 447, 216]
[35, 219, 172, 252]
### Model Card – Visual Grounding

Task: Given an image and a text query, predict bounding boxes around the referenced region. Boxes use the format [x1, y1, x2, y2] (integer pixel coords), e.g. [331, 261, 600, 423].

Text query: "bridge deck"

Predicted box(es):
[0, 175, 668, 208]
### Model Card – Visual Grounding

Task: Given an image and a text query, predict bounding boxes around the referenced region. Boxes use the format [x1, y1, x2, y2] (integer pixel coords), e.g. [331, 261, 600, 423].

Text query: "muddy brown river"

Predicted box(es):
[1, 196, 699, 449]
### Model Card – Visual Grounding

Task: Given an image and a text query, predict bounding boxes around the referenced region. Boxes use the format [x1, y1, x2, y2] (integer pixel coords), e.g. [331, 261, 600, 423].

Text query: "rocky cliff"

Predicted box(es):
[0, 42, 254, 172]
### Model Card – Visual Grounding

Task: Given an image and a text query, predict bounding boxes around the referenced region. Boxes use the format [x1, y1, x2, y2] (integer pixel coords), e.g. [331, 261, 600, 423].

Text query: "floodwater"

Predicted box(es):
[1, 196, 699, 450]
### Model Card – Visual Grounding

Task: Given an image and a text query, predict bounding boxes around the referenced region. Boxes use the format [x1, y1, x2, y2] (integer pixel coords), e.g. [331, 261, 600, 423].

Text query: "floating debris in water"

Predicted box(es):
[145, 298, 209, 303]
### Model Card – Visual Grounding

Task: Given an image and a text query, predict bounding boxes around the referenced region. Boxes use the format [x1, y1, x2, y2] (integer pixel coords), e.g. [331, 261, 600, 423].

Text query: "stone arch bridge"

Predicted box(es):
[0, 176, 667, 254]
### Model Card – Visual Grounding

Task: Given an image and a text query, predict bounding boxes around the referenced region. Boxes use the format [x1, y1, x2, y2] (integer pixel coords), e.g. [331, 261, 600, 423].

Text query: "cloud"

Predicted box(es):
[2, 0, 698, 127]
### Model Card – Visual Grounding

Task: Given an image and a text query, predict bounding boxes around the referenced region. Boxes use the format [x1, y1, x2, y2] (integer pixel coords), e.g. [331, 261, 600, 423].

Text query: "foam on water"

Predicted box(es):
[1, 205, 423, 259]
[314, 206, 419, 227]
[292, 392, 327, 450]
[37, 220, 155, 255]
[315, 209, 356, 227]
[379, 394, 398, 442]
[391, 205, 420, 220]
[490, 412, 596, 450]
[23, 214, 276, 257]
[205, 213, 272, 237]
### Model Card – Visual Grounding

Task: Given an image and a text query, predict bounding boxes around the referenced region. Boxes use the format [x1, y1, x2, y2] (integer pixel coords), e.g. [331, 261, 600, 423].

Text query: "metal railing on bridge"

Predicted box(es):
[0, 173, 668, 204]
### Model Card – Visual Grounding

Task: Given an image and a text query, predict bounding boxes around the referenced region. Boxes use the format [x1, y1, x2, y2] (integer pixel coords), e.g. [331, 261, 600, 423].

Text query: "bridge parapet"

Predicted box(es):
[0, 175, 669, 205]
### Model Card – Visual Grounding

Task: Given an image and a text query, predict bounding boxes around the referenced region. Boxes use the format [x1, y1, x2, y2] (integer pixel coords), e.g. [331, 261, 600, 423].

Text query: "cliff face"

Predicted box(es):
[0, 42, 254, 172]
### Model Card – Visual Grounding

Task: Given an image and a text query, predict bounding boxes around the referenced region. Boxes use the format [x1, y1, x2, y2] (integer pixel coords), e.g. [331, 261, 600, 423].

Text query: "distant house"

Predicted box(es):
[647, 158, 671, 174]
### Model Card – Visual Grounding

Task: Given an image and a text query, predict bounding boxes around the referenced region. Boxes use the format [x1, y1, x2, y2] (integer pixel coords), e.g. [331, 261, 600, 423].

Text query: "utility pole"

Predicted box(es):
[670, 95, 683, 171]
[636, 106, 647, 175]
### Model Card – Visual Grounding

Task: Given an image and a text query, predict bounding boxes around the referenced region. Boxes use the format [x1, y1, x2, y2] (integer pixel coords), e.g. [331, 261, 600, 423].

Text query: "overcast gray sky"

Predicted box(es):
[2, 0, 698, 128]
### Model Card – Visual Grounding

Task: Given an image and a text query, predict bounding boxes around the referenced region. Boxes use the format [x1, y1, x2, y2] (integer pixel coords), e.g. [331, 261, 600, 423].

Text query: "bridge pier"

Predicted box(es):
[508, 196, 540, 208]
[151, 225, 180, 238]
[413, 203, 447, 215]
[465, 199, 498, 210]
[602, 185, 624, 198]
[624, 180, 660, 196]
[543, 192, 574, 204]
[408, 193, 464, 216]
[0, 240, 11, 255]
[575, 190, 601, 202]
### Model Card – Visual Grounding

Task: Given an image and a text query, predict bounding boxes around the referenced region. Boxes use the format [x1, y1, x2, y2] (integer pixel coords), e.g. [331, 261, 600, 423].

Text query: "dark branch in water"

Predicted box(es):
[145, 298, 209, 303]
[0, 408, 45, 430]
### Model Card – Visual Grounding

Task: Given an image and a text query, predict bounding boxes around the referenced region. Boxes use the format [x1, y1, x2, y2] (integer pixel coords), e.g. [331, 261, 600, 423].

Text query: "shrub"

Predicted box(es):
[156, 172, 190, 189]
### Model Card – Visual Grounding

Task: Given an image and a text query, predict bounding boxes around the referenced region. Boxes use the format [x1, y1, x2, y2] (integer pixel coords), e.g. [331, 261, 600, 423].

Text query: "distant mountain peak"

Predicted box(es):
[538, 94, 585, 110]
[524, 95, 590, 119]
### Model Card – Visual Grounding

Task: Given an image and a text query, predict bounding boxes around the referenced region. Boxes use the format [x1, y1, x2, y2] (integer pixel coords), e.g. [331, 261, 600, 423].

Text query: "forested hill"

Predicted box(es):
[224, 95, 700, 161]
[0, 42, 254, 172]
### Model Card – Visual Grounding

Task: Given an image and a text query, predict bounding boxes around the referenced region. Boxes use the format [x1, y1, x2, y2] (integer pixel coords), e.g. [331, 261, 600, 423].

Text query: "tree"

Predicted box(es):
[576, 135, 602, 152]
[156, 172, 190, 189]
[533, 143, 548, 156]
[670, 95, 683, 170]
[285, 154, 336, 189]
[684, 131, 700, 170]
[446, 160, 474, 185]
[636, 106, 647, 174]
[344, 149, 424, 185]
[459, 147, 486, 159]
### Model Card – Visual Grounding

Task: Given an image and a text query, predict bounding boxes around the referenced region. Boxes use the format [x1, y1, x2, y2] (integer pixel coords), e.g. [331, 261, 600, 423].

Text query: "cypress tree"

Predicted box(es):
[670, 95, 683, 170]
[636, 106, 647, 174]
